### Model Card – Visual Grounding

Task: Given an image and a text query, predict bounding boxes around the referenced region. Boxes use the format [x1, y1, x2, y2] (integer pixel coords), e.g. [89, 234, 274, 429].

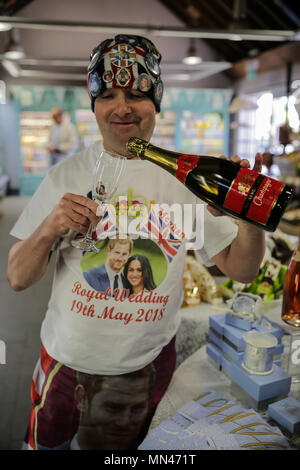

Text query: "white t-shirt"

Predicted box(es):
[10, 141, 238, 374]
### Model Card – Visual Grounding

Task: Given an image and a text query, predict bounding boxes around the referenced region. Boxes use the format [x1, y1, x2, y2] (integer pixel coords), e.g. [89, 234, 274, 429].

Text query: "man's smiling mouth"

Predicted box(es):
[110, 120, 139, 127]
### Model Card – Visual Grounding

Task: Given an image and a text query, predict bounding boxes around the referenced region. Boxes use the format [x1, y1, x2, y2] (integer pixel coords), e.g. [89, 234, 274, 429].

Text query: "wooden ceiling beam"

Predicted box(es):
[253, 0, 293, 29]
[0, 0, 34, 15]
[228, 42, 300, 79]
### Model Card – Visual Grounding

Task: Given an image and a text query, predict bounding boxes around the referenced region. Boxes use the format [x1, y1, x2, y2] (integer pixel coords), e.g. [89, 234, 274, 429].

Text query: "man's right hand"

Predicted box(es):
[7, 193, 100, 291]
[44, 193, 100, 238]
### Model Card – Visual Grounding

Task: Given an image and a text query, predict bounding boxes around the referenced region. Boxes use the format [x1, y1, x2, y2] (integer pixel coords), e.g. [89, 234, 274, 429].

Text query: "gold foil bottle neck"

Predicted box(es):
[126, 137, 149, 158]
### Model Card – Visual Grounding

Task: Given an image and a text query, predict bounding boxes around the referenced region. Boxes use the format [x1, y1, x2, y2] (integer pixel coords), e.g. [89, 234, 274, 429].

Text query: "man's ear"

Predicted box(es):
[74, 384, 89, 412]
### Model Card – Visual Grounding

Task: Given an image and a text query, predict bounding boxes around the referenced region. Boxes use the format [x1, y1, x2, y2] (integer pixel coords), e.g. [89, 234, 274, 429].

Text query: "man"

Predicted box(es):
[83, 238, 133, 293]
[48, 107, 78, 166]
[7, 34, 265, 450]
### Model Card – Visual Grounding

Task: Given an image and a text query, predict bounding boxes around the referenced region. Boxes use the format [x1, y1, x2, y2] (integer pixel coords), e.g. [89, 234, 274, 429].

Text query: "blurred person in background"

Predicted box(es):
[48, 107, 78, 166]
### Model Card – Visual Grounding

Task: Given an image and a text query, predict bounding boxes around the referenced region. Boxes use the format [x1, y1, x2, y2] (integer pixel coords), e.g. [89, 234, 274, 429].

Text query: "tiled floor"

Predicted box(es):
[0, 196, 55, 450]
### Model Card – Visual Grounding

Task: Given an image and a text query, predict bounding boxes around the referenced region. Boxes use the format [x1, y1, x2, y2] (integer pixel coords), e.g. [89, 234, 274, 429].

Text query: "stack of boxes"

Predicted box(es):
[206, 311, 292, 410]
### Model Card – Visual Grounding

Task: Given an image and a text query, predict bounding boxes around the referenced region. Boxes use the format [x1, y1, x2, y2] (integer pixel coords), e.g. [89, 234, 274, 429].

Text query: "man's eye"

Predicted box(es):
[130, 92, 144, 99]
[100, 94, 113, 100]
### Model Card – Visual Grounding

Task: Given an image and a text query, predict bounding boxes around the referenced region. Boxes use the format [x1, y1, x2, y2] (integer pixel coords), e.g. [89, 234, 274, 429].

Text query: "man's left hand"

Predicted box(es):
[207, 152, 263, 217]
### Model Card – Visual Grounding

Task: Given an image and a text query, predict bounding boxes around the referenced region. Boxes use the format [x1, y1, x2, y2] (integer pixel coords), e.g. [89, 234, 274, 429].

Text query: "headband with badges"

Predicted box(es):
[87, 34, 164, 112]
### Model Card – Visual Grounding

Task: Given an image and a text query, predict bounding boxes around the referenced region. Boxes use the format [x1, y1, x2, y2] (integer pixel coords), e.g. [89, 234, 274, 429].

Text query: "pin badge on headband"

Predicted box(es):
[138, 74, 151, 92]
[103, 70, 114, 83]
[115, 34, 139, 47]
[88, 50, 101, 73]
[89, 72, 102, 97]
[141, 38, 161, 60]
[154, 80, 164, 104]
[116, 68, 131, 87]
[110, 43, 136, 68]
[145, 53, 160, 78]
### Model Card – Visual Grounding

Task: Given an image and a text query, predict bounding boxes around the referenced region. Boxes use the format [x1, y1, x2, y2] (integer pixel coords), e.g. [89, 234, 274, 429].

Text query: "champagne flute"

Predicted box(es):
[71, 150, 126, 252]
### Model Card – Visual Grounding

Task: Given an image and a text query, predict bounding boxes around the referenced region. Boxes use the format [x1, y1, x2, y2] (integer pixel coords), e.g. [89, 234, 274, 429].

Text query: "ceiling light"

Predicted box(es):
[2, 59, 21, 77]
[4, 30, 25, 59]
[4, 41, 25, 59]
[0, 22, 12, 31]
[182, 39, 202, 65]
[229, 34, 242, 41]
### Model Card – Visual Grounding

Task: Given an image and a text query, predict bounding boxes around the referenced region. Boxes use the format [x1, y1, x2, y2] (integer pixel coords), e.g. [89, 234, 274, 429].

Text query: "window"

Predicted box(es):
[236, 91, 300, 164]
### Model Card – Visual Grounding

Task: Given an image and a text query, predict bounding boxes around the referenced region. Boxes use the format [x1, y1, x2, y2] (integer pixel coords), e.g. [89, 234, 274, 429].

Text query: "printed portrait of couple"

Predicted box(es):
[81, 237, 167, 295]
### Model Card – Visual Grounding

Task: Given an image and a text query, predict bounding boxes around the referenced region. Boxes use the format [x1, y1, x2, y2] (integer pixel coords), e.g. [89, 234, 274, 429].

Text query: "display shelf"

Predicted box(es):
[19, 111, 52, 176]
[151, 111, 177, 150]
[75, 109, 101, 149]
[180, 111, 225, 155]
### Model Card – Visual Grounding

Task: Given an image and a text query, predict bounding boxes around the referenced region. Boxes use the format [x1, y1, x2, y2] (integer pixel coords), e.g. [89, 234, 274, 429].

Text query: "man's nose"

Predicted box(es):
[113, 96, 132, 117]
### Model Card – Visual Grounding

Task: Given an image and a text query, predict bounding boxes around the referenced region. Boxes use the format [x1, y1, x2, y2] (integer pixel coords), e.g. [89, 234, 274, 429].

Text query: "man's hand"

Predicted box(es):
[207, 153, 263, 217]
[44, 193, 100, 238]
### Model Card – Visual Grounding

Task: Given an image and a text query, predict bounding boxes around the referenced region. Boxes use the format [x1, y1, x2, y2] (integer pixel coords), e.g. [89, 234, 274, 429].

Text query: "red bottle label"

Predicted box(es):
[223, 168, 258, 213]
[224, 167, 284, 224]
[176, 155, 199, 183]
[246, 176, 284, 224]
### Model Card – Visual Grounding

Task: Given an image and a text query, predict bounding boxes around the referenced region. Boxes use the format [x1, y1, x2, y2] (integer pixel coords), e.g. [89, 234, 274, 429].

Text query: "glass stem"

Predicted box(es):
[85, 223, 94, 240]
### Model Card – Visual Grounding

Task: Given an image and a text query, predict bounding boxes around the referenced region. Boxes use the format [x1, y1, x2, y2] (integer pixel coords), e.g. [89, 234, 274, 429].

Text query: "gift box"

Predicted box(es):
[225, 312, 255, 331]
[209, 329, 244, 364]
[209, 313, 226, 336]
[210, 313, 284, 355]
[221, 355, 291, 402]
[209, 313, 245, 351]
[206, 343, 222, 367]
[268, 397, 300, 434]
[256, 316, 285, 341]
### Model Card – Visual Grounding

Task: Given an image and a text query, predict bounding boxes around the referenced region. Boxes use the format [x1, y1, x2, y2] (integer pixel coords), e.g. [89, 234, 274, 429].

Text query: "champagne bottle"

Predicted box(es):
[126, 137, 294, 232]
[282, 238, 300, 327]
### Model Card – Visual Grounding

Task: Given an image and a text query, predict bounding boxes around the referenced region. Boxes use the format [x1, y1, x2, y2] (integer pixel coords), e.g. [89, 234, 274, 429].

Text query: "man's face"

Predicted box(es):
[81, 376, 150, 450]
[107, 242, 131, 273]
[94, 88, 156, 157]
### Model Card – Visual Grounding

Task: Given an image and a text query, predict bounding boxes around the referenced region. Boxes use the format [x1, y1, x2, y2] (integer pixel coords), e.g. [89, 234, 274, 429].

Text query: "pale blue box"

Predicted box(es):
[209, 329, 244, 364]
[222, 340, 244, 364]
[256, 316, 285, 341]
[208, 329, 223, 349]
[210, 314, 284, 356]
[209, 313, 245, 351]
[209, 313, 226, 336]
[206, 342, 222, 367]
[221, 355, 291, 402]
[268, 397, 300, 433]
[225, 312, 255, 331]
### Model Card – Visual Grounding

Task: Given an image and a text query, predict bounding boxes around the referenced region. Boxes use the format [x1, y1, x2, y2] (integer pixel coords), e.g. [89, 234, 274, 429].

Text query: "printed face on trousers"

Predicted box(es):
[79, 375, 150, 450]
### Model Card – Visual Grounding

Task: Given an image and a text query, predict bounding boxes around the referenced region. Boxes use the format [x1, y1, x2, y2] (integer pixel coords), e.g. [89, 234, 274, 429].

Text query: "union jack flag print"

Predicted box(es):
[95, 204, 118, 239]
[139, 205, 183, 263]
